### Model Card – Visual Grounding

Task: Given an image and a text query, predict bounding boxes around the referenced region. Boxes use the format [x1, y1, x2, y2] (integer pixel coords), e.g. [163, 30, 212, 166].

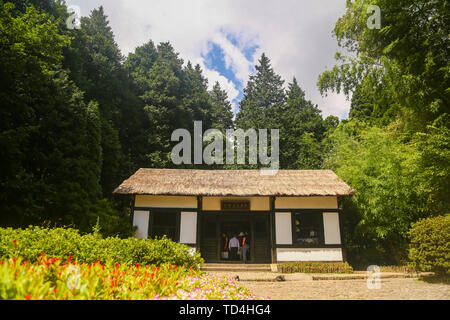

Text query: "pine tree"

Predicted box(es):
[279, 78, 325, 169]
[209, 82, 234, 131]
[235, 53, 286, 130]
[64, 6, 126, 196]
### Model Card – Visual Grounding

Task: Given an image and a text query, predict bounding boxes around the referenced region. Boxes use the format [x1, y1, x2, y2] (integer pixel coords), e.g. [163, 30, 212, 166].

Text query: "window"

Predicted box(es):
[150, 211, 178, 241]
[292, 212, 323, 246]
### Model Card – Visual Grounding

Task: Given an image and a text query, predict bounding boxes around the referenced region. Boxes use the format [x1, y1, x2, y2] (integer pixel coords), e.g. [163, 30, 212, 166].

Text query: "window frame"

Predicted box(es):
[290, 210, 325, 247]
[148, 209, 181, 242]
[273, 209, 343, 249]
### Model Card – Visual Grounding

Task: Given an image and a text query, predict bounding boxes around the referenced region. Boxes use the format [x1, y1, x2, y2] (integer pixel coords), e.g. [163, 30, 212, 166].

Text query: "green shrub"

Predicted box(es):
[408, 214, 450, 275]
[0, 226, 203, 269]
[278, 261, 354, 274]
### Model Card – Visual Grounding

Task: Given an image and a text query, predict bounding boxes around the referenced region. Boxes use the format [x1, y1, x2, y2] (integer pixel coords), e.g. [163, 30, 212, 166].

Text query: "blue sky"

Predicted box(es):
[202, 37, 255, 111]
[67, 0, 351, 118]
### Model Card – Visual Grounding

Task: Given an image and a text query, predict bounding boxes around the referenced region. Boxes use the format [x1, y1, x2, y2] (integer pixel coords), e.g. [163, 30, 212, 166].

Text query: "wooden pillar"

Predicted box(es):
[130, 195, 136, 225]
[250, 214, 255, 263]
[216, 213, 221, 262]
[269, 196, 277, 264]
[337, 196, 347, 262]
[196, 196, 202, 254]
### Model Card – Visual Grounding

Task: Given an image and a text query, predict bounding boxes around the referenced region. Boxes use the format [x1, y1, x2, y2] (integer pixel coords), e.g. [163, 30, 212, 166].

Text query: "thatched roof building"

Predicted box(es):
[113, 168, 353, 197]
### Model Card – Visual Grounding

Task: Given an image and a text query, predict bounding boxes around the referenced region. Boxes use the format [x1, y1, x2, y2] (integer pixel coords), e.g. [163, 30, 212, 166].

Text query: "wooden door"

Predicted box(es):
[252, 212, 271, 263]
[200, 213, 219, 262]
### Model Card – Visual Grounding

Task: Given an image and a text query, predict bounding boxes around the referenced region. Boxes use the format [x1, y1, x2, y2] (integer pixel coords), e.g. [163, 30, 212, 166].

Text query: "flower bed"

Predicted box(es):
[155, 274, 259, 300]
[0, 254, 260, 300]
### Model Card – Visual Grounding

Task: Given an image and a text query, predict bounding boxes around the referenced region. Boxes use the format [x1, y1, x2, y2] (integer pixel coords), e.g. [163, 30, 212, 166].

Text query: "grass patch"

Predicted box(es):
[278, 261, 354, 274]
[418, 274, 450, 284]
[352, 265, 415, 273]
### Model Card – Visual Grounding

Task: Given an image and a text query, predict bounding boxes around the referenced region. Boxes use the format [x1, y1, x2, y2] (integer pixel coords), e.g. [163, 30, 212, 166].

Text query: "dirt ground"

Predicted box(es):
[240, 278, 450, 300]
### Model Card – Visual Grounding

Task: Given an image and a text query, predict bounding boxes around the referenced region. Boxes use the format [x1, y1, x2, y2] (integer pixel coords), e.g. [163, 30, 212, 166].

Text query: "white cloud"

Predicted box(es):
[198, 60, 240, 113]
[67, 0, 351, 119]
[209, 33, 253, 85]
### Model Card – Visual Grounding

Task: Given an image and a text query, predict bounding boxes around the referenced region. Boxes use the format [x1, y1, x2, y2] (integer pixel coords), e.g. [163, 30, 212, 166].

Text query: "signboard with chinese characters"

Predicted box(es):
[221, 200, 250, 211]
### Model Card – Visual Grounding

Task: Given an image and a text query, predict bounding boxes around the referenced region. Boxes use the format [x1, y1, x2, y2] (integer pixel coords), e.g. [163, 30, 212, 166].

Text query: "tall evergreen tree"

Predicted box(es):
[235, 53, 286, 130]
[182, 62, 213, 129]
[279, 78, 325, 169]
[0, 3, 102, 228]
[125, 42, 217, 168]
[209, 82, 234, 131]
[64, 6, 126, 196]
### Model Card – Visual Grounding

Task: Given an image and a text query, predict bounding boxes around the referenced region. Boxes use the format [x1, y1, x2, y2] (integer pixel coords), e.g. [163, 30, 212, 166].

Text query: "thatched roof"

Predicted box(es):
[113, 169, 353, 197]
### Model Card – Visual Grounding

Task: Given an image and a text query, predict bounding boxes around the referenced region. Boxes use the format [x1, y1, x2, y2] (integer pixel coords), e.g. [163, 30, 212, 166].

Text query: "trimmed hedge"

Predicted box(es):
[408, 215, 450, 275]
[278, 261, 354, 274]
[0, 226, 203, 269]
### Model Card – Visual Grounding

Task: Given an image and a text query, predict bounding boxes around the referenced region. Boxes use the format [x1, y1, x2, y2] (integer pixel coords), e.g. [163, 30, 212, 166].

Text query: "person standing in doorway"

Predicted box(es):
[237, 232, 244, 260]
[228, 234, 240, 261]
[241, 231, 250, 264]
[221, 232, 229, 260]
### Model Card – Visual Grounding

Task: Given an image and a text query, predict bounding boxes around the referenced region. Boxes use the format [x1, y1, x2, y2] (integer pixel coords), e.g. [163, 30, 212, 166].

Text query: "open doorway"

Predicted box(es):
[200, 212, 271, 264]
[220, 219, 250, 262]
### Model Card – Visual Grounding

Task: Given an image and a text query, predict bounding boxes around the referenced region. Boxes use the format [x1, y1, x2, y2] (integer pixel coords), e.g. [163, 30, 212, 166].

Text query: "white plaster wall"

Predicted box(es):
[133, 210, 149, 239]
[275, 212, 292, 245]
[323, 212, 341, 245]
[179, 212, 197, 244]
[277, 248, 343, 262]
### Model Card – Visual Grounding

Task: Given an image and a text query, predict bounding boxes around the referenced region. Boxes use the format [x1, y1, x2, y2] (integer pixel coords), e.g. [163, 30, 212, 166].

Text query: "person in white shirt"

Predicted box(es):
[228, 234, 240, 261]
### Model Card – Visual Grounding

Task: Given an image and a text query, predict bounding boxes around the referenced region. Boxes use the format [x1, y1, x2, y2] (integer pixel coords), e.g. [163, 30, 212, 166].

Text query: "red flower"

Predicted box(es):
[12, 239, 17, 246]
[25, 294, 31, 300]
[135, 263, 140, 268]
